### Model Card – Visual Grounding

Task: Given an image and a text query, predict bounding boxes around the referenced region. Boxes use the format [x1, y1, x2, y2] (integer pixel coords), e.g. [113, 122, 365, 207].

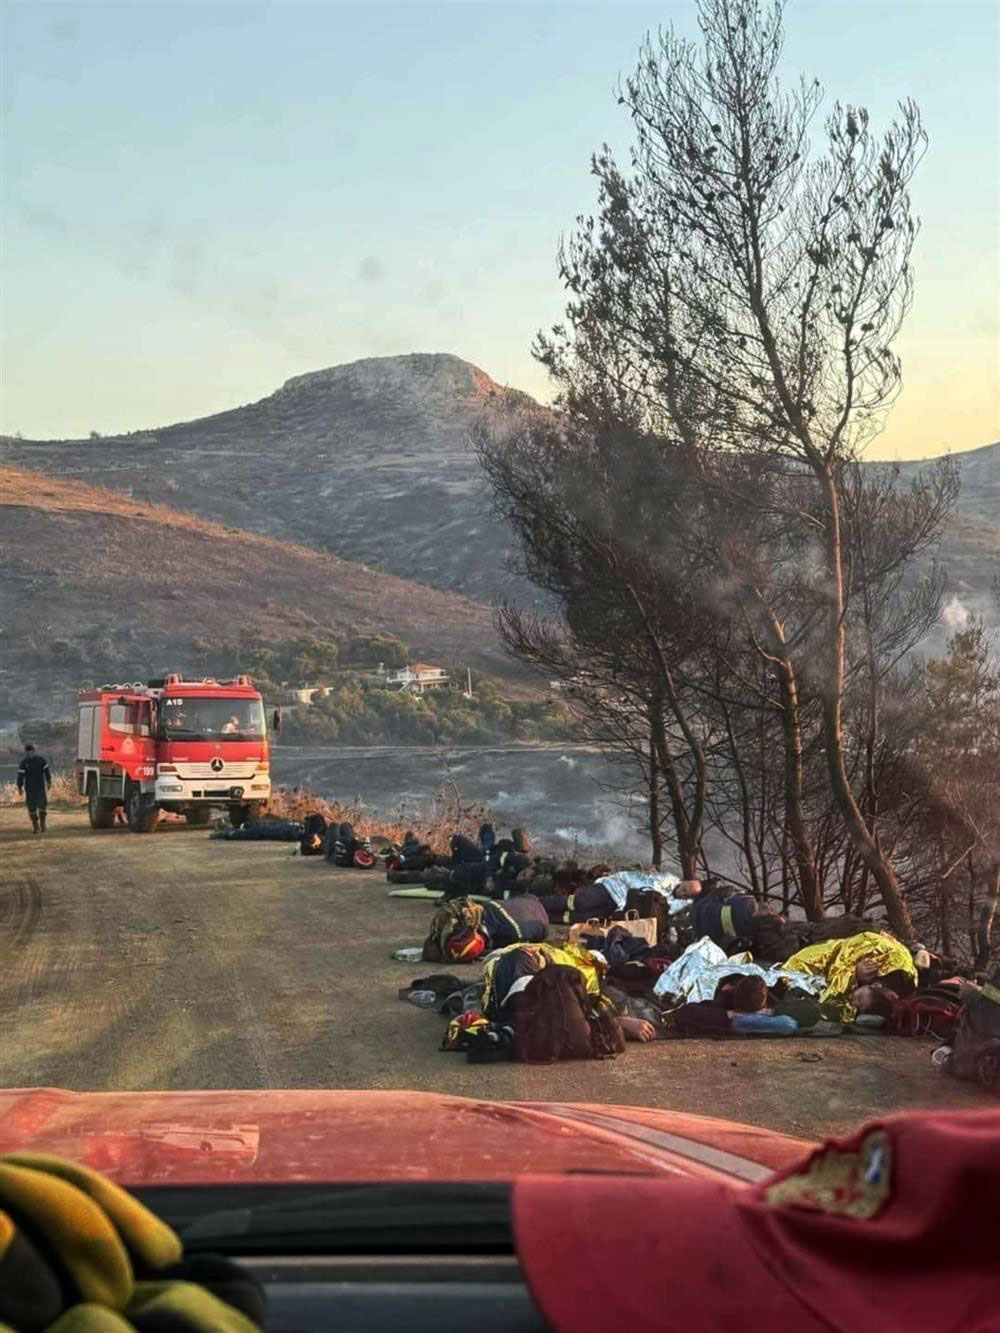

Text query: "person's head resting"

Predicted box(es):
[880, 968, 917, 998]
[850, 983, 898, 1019]
[445, 927, 487, 962]
[731, 975, 768, 1013]
[24, 743, 35, 754]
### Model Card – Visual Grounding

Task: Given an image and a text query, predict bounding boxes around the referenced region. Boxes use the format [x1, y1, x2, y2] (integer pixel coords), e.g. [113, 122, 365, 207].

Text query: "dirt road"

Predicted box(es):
[0, 808, 988, 1138]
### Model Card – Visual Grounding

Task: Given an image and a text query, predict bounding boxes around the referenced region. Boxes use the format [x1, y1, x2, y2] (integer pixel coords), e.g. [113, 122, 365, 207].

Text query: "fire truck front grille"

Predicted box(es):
[176, 764, 257, 780]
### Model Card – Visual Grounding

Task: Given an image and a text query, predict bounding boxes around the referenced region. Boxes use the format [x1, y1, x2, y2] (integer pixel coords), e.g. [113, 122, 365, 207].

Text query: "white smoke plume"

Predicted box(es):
[941, 595, 970, 630]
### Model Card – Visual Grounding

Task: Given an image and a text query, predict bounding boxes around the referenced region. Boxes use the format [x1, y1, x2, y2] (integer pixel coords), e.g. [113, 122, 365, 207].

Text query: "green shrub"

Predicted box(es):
[189, 633, 576, 746]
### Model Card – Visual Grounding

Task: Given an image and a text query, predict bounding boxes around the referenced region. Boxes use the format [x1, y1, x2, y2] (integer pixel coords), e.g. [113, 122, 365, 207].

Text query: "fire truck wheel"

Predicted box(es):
[87, 781, 116, 830]
[185, 807, 213, 826]
[125, 780, 161, 834]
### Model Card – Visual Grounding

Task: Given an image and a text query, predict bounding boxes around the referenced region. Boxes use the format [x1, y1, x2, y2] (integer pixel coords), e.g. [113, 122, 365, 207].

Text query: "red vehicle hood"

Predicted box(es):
[0, 1088, 810, 1188]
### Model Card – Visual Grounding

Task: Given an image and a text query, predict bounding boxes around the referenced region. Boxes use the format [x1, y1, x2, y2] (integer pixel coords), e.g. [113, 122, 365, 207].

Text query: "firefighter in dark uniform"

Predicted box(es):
[17, 743, 52, 833]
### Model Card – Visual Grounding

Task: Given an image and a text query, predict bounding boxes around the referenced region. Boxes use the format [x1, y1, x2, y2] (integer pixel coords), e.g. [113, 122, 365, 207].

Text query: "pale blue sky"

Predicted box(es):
[2, 0, 997, 457]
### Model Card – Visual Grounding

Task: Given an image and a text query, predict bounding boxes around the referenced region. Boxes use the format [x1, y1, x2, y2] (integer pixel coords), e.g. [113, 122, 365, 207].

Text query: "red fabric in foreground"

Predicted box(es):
[513, 1109, 1000, 1333]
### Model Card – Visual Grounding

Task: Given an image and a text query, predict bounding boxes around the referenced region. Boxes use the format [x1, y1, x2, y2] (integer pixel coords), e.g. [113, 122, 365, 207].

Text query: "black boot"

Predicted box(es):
[30, 812, 39, 834]
[39, 811, 47, 833]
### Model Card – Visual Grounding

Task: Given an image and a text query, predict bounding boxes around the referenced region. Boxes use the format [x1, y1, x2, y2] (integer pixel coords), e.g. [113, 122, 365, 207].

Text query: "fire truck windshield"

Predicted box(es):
[159, 697, 266, 742]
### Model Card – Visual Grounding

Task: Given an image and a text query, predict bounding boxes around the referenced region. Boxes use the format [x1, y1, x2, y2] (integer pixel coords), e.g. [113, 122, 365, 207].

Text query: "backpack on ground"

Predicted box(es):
[890, 994, 961, 1040]
[511, 966, 625, 1064]
[324, 821, 372, 867]
[422, 898, 486, 963]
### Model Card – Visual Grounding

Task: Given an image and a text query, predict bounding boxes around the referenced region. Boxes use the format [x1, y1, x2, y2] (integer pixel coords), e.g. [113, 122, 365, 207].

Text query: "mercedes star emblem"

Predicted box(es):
[210, 757, 224, 773]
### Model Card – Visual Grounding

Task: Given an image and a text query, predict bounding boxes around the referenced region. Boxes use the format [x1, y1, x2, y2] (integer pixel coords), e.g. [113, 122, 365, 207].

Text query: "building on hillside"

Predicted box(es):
[382, 662, 450, 694]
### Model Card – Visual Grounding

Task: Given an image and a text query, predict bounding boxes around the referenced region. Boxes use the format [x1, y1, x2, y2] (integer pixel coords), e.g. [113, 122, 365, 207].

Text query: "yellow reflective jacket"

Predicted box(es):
[481, 940, 604, 1016]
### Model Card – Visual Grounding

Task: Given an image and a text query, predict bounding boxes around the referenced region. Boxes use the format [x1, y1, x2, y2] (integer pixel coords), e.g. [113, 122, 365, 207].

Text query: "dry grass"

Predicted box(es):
[267, 781, 491, 851]
[0, 772, 85, 807]
[0, 770, 489, 850]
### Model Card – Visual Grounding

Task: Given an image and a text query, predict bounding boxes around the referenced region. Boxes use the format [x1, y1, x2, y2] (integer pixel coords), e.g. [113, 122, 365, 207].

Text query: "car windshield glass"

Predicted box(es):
[160, 698, 265, 741]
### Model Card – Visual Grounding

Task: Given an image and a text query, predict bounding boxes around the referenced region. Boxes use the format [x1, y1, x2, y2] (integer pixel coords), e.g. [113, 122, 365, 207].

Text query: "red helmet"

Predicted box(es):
[353, 847, 377, 868]
[445, 927, 487, 961]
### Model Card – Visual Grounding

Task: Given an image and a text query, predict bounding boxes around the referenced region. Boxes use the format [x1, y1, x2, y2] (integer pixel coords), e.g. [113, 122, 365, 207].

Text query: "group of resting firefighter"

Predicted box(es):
[388, 826, 997, 1085]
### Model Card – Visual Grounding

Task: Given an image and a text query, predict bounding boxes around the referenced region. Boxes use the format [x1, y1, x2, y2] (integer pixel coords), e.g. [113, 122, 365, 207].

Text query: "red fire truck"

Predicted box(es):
[76, 674, 276, 832]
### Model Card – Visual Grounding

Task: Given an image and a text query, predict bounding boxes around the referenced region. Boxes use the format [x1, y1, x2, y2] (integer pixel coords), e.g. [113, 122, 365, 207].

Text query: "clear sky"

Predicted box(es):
[2, 0, 997, 457]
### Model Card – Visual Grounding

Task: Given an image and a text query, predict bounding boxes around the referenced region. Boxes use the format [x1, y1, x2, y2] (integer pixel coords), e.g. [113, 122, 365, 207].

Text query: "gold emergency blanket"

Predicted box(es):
[785, 932, 917, 1021]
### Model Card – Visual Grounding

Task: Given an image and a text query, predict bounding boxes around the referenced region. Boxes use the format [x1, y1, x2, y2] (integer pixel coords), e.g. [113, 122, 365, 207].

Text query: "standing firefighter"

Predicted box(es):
[17, 743, 52, 834]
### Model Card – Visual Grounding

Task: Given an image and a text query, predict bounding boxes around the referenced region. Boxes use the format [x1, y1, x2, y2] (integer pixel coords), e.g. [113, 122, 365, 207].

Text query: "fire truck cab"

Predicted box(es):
[77, 674, 273, 832]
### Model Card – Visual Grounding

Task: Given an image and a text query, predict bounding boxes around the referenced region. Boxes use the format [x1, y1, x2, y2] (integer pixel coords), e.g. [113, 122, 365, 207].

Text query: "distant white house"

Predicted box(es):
[383, 662, 450, 694]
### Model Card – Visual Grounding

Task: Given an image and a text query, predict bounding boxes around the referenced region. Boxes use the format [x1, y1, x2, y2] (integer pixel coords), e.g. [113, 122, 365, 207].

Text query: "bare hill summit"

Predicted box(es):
[3, 356, 996, 624]
[3, 353, 537, 604]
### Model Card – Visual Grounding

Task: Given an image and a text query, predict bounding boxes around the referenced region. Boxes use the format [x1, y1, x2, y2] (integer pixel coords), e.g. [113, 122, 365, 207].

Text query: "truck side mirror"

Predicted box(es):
[272, 708, 282, 733]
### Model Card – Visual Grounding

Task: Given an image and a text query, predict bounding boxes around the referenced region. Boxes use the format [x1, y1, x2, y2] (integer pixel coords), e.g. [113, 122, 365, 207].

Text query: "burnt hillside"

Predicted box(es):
[0, 464, 530, 720]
